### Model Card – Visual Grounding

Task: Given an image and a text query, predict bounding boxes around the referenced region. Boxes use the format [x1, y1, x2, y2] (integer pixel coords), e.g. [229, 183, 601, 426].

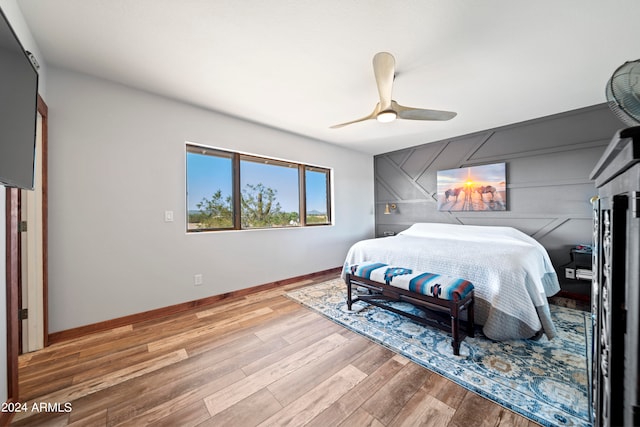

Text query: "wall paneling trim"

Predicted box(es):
[374, 104, 623, 280]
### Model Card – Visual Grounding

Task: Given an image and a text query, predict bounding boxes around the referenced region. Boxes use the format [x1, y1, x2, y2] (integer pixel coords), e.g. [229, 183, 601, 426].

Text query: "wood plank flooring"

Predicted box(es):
[12, 273, 538, 426]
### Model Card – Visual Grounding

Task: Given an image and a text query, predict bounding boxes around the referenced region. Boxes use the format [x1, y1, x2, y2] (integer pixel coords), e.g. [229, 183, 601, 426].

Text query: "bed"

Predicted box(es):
[341, 222, 561, 341]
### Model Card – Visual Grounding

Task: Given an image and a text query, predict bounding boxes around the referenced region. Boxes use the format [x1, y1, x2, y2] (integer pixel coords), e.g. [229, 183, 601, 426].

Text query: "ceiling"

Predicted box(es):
[17, 0, 640, 154]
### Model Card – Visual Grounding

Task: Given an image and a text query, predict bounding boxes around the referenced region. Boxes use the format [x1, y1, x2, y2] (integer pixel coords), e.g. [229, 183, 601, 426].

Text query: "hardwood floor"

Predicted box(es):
[12, 273, 538, 426]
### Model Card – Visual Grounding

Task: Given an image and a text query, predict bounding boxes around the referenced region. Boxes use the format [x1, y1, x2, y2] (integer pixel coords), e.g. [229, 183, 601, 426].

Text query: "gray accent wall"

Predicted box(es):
[374, 104, 623, 279]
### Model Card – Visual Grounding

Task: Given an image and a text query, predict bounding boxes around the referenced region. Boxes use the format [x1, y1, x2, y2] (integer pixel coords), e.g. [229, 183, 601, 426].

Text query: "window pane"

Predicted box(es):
[186, 147, 234, 230]
[240, 156, 299, 228]
[305, 168, 330, 224]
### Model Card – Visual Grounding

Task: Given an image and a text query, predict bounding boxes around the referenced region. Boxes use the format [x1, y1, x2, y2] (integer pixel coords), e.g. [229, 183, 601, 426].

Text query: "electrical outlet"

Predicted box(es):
[194, 274, 203, 286]
[565, 268, 575, 280]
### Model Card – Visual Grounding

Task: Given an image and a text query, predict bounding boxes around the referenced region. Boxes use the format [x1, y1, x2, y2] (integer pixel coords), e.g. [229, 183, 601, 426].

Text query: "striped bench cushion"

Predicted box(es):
[348, 261, 474, 301]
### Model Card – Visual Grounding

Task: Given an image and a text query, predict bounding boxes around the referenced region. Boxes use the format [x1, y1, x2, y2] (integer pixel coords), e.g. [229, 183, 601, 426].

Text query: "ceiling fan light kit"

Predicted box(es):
[331, 51, 457, 128]
[377, 110, 397, 123]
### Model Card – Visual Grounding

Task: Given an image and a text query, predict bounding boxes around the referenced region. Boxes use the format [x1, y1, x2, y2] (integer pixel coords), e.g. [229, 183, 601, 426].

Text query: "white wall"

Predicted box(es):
[0, 0, 47, 405]
[47, 67, 374, 333]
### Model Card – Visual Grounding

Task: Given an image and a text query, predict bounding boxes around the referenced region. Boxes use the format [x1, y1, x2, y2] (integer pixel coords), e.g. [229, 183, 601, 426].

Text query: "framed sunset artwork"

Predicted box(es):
[436, 163, 507, 211]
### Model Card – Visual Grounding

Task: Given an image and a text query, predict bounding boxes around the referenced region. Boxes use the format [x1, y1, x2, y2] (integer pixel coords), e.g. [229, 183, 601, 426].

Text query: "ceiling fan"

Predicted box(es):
[330, 52, 457, 128]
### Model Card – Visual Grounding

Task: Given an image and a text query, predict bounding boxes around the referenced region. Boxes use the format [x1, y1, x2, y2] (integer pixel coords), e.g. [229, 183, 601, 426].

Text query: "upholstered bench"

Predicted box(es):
[345, 261, 475, 355]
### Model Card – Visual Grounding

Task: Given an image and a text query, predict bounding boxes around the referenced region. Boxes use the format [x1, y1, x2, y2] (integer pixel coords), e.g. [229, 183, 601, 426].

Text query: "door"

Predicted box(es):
[19, 110, 45, 352]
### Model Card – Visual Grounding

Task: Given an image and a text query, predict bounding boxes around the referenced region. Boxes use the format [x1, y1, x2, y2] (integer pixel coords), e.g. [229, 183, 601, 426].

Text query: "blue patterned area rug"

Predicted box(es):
[286, 278, 591, 427]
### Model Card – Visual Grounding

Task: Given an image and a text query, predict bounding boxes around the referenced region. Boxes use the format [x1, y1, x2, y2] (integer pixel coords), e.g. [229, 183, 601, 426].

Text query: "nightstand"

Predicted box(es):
[557, 246, 592, 303]
[564, 247, 592, 281]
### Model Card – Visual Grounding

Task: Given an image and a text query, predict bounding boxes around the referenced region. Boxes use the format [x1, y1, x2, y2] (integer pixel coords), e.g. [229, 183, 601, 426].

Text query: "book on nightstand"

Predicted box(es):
[575, 269, 593, 281]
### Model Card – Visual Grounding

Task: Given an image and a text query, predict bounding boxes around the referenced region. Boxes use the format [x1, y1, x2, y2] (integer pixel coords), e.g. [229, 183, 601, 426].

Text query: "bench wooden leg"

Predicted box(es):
[467, 299, 475, 338]
[346, 274, 353, 310]
[450, 313, 461, 356]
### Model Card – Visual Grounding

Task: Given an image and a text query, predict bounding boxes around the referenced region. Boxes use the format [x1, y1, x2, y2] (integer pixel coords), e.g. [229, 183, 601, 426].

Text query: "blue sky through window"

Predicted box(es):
[187, 152, 232, 211]
[305, 169, 328, 213]
[187, 150, 329, 214]
[240, 160, 299, 212]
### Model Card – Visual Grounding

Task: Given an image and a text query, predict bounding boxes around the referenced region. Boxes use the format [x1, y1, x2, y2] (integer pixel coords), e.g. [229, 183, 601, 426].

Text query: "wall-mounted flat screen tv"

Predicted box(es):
[0, 7, 39, 190]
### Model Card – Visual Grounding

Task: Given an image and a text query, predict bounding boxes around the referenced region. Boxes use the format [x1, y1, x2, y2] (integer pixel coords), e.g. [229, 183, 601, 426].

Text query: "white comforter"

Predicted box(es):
[341, 223, 561, 340]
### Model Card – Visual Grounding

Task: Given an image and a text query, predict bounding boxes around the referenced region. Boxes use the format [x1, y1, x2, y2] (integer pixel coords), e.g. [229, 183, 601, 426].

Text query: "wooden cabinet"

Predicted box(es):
[589, 126, 640, 426]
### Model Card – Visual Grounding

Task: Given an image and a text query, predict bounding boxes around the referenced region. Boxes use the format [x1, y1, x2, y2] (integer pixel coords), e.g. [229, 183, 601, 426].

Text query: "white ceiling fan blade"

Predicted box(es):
[372, 52, 395, 111]
[330, 103, 380, 128]
[392, 101, 457, 121]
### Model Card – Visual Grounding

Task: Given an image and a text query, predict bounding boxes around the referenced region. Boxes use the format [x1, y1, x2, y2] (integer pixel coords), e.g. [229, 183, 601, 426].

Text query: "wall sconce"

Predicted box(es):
[383, 203, 397, 214]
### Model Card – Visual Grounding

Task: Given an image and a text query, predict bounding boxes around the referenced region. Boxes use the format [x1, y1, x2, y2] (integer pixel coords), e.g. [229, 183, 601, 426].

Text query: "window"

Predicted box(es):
[186, 146, 234, 230]
[304, 167, 330, 225]
[186, 144, 331, 232]
[240, 155, 300, 228]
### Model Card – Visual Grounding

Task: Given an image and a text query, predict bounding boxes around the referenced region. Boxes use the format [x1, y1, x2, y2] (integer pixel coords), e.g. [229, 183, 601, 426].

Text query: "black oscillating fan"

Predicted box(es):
[606, 59, 640, 126]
